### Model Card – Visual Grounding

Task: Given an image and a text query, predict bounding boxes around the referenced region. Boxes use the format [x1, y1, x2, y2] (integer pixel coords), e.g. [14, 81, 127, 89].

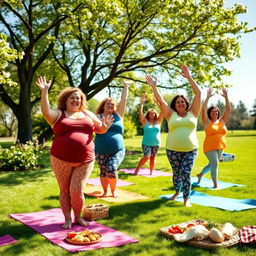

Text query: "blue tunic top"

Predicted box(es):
[142, 121, 161, 146]
[95, 113, 124, 155]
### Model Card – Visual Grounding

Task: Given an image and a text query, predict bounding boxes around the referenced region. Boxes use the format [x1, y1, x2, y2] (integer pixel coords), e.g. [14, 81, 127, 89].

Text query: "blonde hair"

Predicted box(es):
[57, 87, 87, 111]
[96, 97, 117, 114]
[145, 108, 159, 121]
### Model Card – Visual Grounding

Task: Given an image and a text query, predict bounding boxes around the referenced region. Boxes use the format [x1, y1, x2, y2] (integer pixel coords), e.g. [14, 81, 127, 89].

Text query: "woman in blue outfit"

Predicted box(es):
[134, 95, 164, 175]
[94, 81, 130, 197]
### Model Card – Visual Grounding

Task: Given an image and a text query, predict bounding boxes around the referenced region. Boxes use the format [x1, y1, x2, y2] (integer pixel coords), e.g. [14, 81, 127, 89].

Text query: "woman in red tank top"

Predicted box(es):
[36, 76, 113, 229]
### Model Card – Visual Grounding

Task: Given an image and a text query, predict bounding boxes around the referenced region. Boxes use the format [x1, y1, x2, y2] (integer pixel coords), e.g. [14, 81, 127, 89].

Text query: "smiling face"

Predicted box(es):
[175, 96, 187, 114]
[209, 107, 220, 121]
[103, 100, 115, 114]
[66, 91, 81, 112]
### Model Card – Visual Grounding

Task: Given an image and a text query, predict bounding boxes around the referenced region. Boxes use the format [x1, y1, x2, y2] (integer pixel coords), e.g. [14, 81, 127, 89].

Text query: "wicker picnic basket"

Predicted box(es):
[83, 203, 109, 221]
[159, 219, 240, 249]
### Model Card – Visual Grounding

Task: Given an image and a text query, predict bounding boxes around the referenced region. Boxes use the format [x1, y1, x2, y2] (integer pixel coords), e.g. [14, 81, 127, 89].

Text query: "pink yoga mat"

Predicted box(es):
[87, 178, 134, 187]
[0, 235, 18, 247]
[120, 168, 172, 177]
[10, 208, 139, 252]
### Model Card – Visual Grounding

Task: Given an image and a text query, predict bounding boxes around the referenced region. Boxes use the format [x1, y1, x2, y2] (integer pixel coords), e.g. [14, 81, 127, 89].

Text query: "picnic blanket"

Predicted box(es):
[87, 178, 134, 187]
[191, 177, 245, 190]
[160, 190, 256, 211]
[85, 186, 149, 203]
[120, 168, 172, 178]
[0, 235, 18, 247]
[10, 208, 139, 252]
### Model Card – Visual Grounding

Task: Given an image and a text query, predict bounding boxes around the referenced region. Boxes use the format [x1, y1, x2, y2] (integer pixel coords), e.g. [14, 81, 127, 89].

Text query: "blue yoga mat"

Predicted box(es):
[191, 177, 245, 190]
[160, 190, 256, 211]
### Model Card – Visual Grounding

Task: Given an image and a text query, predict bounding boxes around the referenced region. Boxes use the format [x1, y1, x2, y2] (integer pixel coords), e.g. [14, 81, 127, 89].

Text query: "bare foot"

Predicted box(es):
[100, 192, 107, 198]
[213, 186, 219, 190]
[62, 219, 72, 229]
[170, 192, 180, 201]
[196, 173, 202, 183]
[75, 217, 89, 226]
[150, 171, 153, 175]
[112, 191, 119, 198]
[184, 201, 192, 207]
[134, 168, 139, 175]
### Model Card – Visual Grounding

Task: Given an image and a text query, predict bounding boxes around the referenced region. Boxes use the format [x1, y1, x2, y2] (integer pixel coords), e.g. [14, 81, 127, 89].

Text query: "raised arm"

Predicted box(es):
[139, 95, 147, 126]
[36, 76, 60, 126]
[220, 88, 231, 124]
[181, 65, 201, 118]
[146, 75, 173, 121]
[202, 88, 214, 126]
[116, 80, 130, 118]
[154, 97, 164, 124]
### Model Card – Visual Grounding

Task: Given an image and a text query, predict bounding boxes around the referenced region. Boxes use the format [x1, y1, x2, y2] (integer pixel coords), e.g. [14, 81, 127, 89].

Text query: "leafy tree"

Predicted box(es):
[250, 99, 256, 129]
[0, 0, 254, 143]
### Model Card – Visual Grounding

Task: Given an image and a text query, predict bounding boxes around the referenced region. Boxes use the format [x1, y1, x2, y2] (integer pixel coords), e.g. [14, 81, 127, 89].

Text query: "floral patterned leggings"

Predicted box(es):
[166, 149, 198, 199]
[96, 148, 125, 179]
[50, 155, 94, 220]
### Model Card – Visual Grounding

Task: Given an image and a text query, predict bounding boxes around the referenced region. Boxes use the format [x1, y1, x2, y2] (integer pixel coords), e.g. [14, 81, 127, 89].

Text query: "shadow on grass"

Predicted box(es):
[0, 168, 52, 186]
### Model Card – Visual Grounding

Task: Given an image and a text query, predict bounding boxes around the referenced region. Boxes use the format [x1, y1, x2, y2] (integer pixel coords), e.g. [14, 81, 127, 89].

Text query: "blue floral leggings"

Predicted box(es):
[166, 149, 198, 199]
[96, 148, 125, 179]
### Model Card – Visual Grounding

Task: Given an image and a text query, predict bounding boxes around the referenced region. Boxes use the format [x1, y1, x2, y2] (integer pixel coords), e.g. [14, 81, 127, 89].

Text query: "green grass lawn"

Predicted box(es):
[0, 130, 255, 256]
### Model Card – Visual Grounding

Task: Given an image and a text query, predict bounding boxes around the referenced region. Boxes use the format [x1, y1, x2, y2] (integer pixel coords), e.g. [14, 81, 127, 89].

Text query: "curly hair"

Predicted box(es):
[57, 87, 87, 111]
[145, 108, 159, 121]
[170, 95, 190, 112]
[96, 97, 117, 114]
[207, 106, 220, 120]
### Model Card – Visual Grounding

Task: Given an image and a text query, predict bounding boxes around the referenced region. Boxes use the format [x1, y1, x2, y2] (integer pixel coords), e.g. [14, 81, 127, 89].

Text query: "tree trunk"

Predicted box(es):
[37, 127, 53, 145]
[16, 107, 33, 144]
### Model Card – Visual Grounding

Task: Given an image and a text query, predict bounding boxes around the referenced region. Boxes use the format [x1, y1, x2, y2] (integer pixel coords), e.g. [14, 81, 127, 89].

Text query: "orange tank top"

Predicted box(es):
[203, 121, 227, 153]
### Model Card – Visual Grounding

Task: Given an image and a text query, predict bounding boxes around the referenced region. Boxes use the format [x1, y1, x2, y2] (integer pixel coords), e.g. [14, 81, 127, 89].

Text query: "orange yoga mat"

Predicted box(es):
[85, 186, 149, 203]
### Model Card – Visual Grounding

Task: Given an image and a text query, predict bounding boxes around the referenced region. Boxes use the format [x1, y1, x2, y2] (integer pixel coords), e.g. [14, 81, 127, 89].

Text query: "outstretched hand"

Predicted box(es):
[180, 65, 191, 79]
[206, 88, 215, 98]
[36, 76, 51, 92]
[122, 80, 133, 87]
[220, 87, 228, 98]
[146, 75, 157, 87]
[101, 115, 114, 129]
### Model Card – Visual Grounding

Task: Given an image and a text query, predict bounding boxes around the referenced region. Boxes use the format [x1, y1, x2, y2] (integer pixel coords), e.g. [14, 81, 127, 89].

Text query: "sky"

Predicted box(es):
[222, 0, 256, 110]
[95, 0, 256, 111]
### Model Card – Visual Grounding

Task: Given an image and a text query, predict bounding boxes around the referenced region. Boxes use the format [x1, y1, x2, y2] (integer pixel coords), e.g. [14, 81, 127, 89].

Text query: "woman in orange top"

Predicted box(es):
[197, 87, 231, 188]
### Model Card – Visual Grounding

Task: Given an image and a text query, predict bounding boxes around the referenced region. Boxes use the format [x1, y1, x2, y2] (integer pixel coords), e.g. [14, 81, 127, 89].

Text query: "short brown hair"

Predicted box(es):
[170, 95, 190, 112]
[96, 97, 117, 114]
[57, 87, 87, 111]
[145, 108, 159, 121]
[207, 106, 220, 120]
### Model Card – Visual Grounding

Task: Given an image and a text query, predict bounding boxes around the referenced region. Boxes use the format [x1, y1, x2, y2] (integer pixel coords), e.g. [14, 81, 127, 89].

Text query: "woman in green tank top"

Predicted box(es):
[146, 65, 201, 207]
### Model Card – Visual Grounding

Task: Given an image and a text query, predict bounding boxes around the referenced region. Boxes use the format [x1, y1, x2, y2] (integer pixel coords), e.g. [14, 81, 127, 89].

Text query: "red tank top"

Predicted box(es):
[50, 111, 95, 163]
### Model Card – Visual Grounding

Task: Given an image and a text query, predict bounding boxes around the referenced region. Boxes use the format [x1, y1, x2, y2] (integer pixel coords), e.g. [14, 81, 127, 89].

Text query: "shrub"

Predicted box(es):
[123, 116, 137, 138]
[0, 141, 42, 171]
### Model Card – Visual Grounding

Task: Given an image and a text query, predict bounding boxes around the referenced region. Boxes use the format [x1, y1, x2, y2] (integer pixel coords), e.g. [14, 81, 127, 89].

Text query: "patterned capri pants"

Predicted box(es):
[96, 148, 125, 179]
[166, 149, 198, 199]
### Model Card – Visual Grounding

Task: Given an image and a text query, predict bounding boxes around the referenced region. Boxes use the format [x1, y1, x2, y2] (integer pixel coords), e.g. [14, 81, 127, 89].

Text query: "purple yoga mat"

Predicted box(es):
[87, 178, 134, 187]
[120, 168, 172, 178]
[10, 208, 139, 252]
[0, 235, 18, 247]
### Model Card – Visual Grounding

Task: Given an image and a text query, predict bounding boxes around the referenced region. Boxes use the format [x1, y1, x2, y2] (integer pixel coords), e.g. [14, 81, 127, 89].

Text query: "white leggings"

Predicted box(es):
[201, 149, 223, 178]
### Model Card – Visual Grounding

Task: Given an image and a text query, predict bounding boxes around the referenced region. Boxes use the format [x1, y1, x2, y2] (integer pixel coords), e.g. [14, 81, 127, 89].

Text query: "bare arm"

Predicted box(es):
[116, 80, 130, 118]
[36, 76, 60, 126]
[139, 95, 147, 126]
[202, 88, 214, 127]
[181, 65, 201, 117]
[87, 111, 114, 134]
[220, 88, 231, 124]
[154, 97, 164, 124]
[146, 75, 173, 120]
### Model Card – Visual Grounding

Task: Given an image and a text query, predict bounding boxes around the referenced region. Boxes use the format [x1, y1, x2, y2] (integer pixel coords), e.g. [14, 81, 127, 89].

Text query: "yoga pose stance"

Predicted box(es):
[147, 65, 201, 207]
[94, 81, 130, 198]
[37, 77, 113, 229]
[134, 95, 164, 175]
[197, 88, 231, 188]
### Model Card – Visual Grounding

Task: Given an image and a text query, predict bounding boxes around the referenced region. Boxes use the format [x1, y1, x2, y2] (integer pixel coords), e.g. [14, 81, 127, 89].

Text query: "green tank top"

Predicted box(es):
[166, 111, 198, 152]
